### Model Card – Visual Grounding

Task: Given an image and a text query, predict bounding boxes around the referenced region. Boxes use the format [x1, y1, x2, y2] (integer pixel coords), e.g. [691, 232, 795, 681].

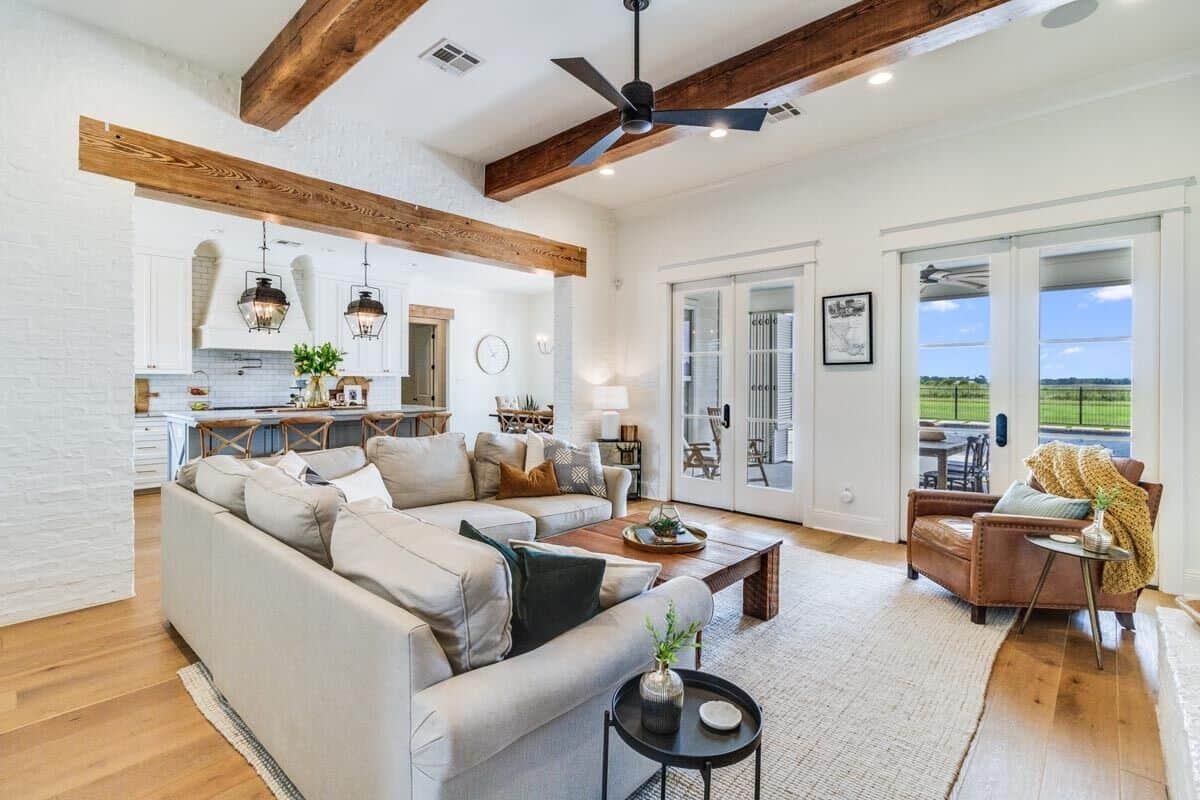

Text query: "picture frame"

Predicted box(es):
[344, 384, 365, 405]
[821, 291, 874, 365]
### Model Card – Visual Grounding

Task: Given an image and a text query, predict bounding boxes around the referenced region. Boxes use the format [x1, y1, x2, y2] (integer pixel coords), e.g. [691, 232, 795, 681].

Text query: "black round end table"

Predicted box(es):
[1020, 534, 1133, 670]
[602, 669, 762, 800]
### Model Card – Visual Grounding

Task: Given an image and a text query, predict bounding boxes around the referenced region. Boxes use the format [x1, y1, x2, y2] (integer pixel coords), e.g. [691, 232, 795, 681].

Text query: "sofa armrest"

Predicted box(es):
[409, 576, 713, 782]
[908, 488, 1001, 520]
[604, 466, 632, 518]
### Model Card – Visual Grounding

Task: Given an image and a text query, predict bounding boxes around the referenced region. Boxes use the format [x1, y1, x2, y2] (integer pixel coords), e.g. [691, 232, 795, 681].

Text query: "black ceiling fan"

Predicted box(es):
[553, 0, 769, 168]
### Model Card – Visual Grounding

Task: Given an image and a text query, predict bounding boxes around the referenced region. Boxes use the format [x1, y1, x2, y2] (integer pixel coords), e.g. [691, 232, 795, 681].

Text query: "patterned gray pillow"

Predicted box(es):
[544, 440, 607, 498]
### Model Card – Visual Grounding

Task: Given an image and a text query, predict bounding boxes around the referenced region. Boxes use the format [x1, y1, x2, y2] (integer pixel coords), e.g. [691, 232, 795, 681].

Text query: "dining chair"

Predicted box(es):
[361, 412, 406, 447]
[198, 418, 262, 459]
[279, 415, 334, 453]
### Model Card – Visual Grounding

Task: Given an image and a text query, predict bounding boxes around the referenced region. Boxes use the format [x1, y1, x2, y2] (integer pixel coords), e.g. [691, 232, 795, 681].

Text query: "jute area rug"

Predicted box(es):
[180, 545, 1014, 800]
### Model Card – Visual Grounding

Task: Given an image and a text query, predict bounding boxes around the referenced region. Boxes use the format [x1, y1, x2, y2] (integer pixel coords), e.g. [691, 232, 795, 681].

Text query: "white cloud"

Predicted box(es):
[1092, 285, 1132, 302]
[922, 300, 959, 313]
[1061, 346, 1084, 356]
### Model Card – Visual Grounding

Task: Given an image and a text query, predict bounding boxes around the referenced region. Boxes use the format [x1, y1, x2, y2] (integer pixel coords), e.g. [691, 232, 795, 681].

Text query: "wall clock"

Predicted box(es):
[475, 334, 511, 375]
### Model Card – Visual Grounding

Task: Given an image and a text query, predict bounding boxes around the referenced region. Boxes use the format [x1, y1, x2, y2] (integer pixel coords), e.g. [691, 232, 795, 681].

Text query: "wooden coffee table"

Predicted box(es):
[550, 513, 782, 663]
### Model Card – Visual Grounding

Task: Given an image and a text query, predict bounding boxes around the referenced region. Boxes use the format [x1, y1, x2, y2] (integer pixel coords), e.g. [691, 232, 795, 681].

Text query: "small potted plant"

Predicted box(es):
[292, 342, 344, 408]
[640, 601, 703, 734]
[1081, 486, 1119, 553]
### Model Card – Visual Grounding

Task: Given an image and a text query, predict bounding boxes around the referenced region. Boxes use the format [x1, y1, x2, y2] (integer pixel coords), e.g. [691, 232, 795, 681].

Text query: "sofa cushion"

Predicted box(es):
[473, 432, 527, 499]
[367, 433, 475, 509]
[911, 516, 974, 560]
[513, 539, 660, 609]
[195, 456, 262, 520]
[496, 459, 560, 500]
[176, 458, 201, 492]
[406, 500, 536, 542]
[331, 498, 512, 673]
[487, 494, 612, 538]
[544, 439, 607, 498]
[993, 481, 1091, 519]
[245, 465, 344, 566]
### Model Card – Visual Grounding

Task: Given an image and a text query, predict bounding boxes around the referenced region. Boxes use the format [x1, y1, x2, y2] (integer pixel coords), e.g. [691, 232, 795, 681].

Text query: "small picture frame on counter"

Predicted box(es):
[344, 385, 365, 406]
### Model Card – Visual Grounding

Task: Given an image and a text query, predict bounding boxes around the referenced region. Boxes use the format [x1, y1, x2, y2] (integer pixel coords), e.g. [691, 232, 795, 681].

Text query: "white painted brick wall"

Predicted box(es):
[0, 1, 617, 626]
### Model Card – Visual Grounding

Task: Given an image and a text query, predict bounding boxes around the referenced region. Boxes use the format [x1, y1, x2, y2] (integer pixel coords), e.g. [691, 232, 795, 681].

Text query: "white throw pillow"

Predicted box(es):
[512, 539, 661, 609]
[524, 431, 547, 471]
[276, 450, 310, 481]
[332, 498, 513, 672]
[330, 463, 392, 505]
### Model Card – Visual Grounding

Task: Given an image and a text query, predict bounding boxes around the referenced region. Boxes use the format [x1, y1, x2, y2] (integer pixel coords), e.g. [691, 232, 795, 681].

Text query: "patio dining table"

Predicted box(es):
[920, 436, 969, 489]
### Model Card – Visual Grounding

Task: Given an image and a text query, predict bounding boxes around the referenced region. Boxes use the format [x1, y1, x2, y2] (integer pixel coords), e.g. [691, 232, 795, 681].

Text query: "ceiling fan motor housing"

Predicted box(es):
[620, 80, 654, 134]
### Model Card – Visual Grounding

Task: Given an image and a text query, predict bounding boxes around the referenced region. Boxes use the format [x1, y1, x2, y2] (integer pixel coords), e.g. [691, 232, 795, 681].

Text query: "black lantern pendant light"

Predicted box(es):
[238, 221, 290, 333]
[344, 242, 387, 340]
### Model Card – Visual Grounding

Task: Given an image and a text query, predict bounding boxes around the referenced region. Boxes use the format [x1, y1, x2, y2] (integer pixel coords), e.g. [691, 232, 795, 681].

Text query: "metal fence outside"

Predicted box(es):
[919, 383, 1131, 429]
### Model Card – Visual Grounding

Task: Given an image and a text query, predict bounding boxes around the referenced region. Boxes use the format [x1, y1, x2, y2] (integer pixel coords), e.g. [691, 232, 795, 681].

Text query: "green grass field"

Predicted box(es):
[919, 386, 1130, 429]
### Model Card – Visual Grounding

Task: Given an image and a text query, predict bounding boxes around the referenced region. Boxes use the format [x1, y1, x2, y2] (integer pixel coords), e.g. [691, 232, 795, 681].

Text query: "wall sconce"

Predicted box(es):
[536, 334, 553, 355]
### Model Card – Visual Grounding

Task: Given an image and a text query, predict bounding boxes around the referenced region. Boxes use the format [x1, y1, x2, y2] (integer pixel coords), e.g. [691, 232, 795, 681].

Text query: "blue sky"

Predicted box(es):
[919, 285, 1132, 381]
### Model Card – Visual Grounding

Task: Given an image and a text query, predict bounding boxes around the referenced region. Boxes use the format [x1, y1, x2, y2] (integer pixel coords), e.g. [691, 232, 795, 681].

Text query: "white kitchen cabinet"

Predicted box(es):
[133, 415, 168, 491]
[134, 251, 191, 374]
[304, 273, 408, 378]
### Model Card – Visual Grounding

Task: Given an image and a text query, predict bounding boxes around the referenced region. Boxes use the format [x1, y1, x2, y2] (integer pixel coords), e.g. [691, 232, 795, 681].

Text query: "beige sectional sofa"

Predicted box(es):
[162, 432, 713, 800]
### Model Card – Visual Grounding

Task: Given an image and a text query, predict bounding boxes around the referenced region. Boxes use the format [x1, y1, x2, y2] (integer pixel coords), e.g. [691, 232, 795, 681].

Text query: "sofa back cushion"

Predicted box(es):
[195, 456, 261, 519]
[298, 446, 367, 480]
[331, 498, 512, 672]
[473, 432, 527, 498]
[367, 433, 475, 510]
[245, 465, 345, 566]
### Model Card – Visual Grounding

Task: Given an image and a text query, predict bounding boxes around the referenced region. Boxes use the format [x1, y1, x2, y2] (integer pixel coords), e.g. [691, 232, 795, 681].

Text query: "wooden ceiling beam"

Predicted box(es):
[240, 0, 430, 131]
[484, 0, 1069, 201]
[78, 117, 586, 277]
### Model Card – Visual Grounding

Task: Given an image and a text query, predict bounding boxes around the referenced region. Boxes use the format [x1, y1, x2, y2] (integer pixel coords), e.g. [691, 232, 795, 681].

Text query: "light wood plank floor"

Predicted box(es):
[0, 494, 1166, 799]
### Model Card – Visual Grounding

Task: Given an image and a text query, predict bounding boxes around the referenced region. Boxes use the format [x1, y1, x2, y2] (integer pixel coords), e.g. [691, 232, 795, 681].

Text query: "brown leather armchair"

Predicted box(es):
[906, 457, 1163, 625]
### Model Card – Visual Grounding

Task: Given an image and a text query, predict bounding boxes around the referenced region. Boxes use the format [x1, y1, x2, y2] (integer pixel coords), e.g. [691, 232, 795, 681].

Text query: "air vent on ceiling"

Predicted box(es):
[420, 38, 484, 76]
[765, 101, 804, 125]
[274, 239, 303, 248]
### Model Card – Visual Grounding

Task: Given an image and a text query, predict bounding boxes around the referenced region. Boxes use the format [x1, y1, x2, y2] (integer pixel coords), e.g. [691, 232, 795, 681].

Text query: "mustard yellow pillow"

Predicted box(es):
[496, 459, 560, 499]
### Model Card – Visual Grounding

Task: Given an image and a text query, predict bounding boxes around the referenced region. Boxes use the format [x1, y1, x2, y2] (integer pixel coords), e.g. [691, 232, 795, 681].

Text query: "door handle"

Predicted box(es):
[721, 404, 731, 429]
[995, 413, 1008, 447]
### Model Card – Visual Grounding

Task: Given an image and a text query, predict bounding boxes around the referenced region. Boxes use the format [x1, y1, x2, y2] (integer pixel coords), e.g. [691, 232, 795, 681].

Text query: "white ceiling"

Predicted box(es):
[132, 197, 554, 296]
[30, 0, 1200, 211]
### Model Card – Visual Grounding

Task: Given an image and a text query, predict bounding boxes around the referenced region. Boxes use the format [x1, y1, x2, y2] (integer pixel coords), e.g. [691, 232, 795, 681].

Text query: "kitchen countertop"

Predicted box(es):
[162, 405, 444, 425]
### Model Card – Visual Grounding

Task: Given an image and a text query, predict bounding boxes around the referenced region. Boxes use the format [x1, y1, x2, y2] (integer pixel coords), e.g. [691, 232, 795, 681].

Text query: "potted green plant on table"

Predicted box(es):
[292, 342, 344, 408]
[640, 601, 703, 734]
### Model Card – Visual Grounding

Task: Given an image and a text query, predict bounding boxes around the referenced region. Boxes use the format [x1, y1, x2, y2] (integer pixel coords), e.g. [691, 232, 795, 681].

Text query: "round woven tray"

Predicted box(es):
[622, 524, 707, 553]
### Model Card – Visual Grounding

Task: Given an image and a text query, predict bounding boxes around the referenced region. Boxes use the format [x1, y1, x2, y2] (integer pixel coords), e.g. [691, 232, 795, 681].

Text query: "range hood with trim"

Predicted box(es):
[195, 256, 312, 351]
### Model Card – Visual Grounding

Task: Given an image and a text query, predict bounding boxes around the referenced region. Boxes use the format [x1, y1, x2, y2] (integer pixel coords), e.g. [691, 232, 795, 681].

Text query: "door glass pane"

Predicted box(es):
[680, 290, 722, 481]
[916, 259, 992, 493]
[745, 283, 794, 491]
[1038, 245, 1132, 457]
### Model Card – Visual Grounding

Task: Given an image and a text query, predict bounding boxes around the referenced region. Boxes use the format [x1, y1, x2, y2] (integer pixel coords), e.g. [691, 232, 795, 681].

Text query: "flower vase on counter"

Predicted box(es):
[301, 375, 329, 408]
[293, 342, 344, 409]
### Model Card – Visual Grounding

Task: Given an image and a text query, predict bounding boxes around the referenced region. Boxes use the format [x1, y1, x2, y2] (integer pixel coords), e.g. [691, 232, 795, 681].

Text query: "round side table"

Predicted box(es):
[602, 669, 763, 800]
[1020, 534, 1132, 670]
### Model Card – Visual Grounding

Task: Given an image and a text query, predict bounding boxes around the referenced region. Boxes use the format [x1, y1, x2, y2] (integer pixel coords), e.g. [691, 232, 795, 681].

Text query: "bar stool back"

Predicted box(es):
[361, 412, 406, 447]
[279, 415, 334, 453]
[198, 418, 262, 459]
[415, 411, 452, 437]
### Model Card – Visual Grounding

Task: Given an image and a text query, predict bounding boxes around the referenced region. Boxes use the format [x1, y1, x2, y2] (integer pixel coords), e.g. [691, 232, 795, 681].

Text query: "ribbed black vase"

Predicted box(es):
[639, 661, 684, 734]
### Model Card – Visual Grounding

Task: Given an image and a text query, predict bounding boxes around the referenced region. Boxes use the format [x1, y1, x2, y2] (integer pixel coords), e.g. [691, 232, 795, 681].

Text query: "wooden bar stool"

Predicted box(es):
[278, 415, 334, 453]
[198, 418, 262, 459]
[415, 411, 452, 436]
[361, 412, 406, 446]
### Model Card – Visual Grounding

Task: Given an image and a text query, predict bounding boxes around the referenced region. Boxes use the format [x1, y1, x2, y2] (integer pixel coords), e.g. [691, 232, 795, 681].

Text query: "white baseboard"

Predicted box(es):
[803, 509, 894, 542]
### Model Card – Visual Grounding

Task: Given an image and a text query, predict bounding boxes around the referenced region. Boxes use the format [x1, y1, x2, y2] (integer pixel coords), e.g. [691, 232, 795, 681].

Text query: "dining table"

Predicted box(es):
[919, 436, 969, 489]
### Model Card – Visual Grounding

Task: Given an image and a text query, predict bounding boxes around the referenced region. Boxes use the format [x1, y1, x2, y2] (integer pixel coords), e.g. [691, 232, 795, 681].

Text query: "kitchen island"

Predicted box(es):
[163, 405, 444, 480]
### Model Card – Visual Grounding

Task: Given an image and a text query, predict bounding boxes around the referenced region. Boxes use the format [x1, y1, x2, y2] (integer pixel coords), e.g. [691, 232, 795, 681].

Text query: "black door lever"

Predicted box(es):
[721, 404, 731, 429]
[995, 413, 1008, 447]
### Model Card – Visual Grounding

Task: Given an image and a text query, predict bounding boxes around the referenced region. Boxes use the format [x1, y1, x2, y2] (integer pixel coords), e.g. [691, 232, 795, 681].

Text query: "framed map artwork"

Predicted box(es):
[821, 292, 873, 365]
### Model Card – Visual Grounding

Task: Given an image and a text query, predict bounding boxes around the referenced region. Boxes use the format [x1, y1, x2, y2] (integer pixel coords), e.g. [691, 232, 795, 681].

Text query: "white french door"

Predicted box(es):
[900, 218, 1161, 524]
[671, 268, 809, 521]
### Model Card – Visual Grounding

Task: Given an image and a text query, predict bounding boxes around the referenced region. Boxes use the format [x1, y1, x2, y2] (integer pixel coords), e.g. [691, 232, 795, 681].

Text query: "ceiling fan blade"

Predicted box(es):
[570, 126, 626, 167]
[552, 58, 635, 111]
[653, 107, 768, 131]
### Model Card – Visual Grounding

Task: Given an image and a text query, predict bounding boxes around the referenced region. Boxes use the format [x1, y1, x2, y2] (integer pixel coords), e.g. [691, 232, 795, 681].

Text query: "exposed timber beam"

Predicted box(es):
[240, 0, 430, 131]
[484, 0, 1069, 201]
[79, 117, 586, 277]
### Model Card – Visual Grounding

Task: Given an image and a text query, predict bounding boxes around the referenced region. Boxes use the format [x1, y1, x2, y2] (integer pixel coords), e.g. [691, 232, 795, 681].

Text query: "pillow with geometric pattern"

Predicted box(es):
[543, 439, 607, 498]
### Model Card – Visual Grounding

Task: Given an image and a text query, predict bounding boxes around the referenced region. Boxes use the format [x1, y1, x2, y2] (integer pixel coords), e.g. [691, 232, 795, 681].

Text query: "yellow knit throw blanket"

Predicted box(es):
[1024, 441, 1154, 594]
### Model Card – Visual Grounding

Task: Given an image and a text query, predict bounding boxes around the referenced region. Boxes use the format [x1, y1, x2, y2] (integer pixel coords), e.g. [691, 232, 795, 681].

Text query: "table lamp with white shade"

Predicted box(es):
[594, 385, 629, 441]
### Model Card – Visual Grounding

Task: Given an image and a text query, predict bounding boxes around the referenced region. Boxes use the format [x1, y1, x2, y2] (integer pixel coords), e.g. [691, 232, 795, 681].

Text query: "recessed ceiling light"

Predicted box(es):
[709, 128, 728, 139]
[868, 71, 893, 86]
[1042, 0, 1098, 28]
[598, 167, 615, 176]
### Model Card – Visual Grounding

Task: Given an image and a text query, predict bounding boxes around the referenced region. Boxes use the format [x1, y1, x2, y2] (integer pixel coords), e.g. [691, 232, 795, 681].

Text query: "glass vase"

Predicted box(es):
[302, 375, 330, 408]
[639, 660, 684, 735]
[1081, 508, 1112, 553]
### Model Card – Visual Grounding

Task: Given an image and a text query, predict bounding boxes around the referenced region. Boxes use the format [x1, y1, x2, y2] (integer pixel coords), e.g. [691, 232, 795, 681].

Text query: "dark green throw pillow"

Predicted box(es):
[459, 521, 604, 655]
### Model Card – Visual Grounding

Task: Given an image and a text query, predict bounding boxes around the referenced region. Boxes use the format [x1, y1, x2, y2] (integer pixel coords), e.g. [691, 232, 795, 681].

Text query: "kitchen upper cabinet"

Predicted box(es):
[134, 251, 191, 374]
[305, 274, 408, 378]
